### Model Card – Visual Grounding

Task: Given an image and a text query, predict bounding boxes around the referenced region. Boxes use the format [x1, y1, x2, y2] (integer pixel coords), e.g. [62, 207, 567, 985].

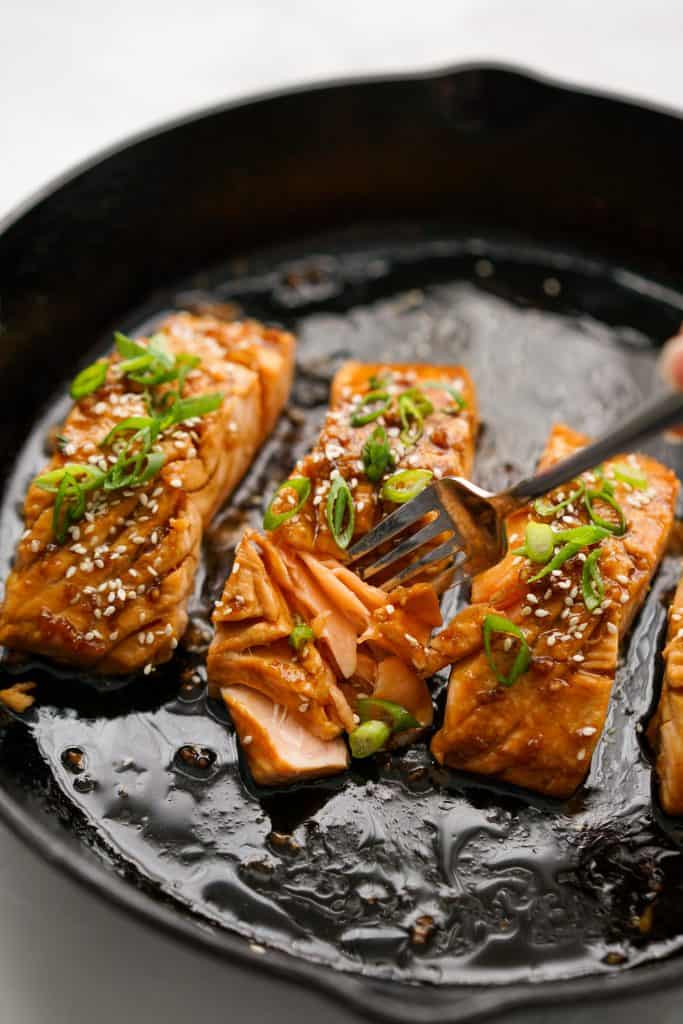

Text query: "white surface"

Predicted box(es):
[2, 2, 683, 1022]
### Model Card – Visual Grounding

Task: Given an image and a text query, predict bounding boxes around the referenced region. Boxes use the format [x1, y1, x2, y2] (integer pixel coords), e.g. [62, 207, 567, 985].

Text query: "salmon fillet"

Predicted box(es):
[429, 424, 678, 798]
[0, 313, 295, 674]
[648, 578, 683, 815]
[208, 362, 479, 785]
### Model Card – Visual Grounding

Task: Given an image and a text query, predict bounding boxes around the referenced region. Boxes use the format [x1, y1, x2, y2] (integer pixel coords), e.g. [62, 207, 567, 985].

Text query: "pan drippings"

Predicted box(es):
[3, 236, 683, 986]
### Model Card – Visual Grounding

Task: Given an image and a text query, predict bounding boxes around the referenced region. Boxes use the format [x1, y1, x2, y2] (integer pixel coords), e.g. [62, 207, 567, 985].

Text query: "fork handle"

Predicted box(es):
[506, 390, 683, 503]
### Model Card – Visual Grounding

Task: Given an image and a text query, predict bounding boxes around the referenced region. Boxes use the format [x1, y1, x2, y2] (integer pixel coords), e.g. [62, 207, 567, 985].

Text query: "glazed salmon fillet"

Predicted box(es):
[648, 578, 683, 815]
[208, 362, 479, 784]
[0, 313, 294, 674]
[428, 424, 678, 798]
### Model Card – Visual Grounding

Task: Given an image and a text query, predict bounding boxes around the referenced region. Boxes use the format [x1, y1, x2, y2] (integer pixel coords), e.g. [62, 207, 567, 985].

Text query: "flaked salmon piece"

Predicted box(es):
[222, 686, 349, 786]
[649, 578, 683, 815]
[0, 314, 294, 674]
[430, 423, 678, 798]
[208, 361, 479, 784]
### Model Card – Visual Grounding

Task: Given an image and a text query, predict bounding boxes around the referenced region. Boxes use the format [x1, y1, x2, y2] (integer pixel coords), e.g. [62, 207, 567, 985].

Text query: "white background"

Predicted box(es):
[3, 2, 683, 1022]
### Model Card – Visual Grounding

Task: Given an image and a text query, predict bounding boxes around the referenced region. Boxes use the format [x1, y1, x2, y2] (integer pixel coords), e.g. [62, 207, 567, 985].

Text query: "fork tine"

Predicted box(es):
[360, 512, 453, 580]
[347, 485, 441, 560]
[381, 536, 464, 591]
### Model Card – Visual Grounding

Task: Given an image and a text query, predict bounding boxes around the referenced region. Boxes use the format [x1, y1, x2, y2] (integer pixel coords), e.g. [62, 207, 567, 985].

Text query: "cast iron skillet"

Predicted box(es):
[3, 64, 683, 1024]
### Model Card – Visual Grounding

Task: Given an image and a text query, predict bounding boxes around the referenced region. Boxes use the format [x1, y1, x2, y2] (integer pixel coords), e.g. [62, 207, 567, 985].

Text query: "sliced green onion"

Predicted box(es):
[585, 488, 627, 536]
[70, 360, 107, 399]
[326, 476, 355, 549]
[582, 549, 605, 612]
[398, 394, 425, 446]
[368, 372, 392, 390]
[356, 697, 419, 733]
[159, 392, 223, 428]
[423, 380, 467, 410]
[114, 331, 147, 360]
[101, 416, 161, 449]
[528, 542, 582, 583]
[289, 621, 315, 652]
[398, 387, 434, 418]
[103, 449, 166, 490]
[612, 462, 648, 490]
[482, 613, 531, 687]
[263, 477, 311, 531]
[53, 472, 86, 545]
[350, 389, 391, 427]
[349, 720, 391, 758]
[361, 426, 395, 483]
[381, 469, 432, 504]
[34, 463, 105, 494]
[534, 481, 585, 518]
[593, 465, 615, 496]
[553, 524, 609, 546]
[513, 522, 555, 563]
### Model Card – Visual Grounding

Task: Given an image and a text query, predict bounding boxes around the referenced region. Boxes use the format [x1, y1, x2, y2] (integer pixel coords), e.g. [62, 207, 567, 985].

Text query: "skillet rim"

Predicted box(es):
[1, 61, 683, 1023]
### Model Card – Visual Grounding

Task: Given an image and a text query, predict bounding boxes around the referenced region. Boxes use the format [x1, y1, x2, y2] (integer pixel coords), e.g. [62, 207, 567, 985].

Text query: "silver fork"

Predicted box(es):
[348, 391, 683, 590]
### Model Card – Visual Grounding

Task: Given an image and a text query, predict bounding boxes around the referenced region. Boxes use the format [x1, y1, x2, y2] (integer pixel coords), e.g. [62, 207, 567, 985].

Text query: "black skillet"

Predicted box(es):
[3, 64, 683, 1024]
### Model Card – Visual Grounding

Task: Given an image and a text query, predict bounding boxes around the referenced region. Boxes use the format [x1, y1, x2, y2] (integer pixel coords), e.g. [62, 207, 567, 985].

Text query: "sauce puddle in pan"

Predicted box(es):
[2, 233, 683, 985]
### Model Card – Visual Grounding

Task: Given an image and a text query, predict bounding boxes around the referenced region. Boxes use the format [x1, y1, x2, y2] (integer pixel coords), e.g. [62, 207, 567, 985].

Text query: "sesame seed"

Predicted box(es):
[526, 593, 538, 605]
[572, 654, 584, 662]
[522, 606, 532, 616]
[65, 566, 77, 579]
[170, 478, 182, 488]
[242, 735, 253, 746]
[534, 609, 550, 618]
[607, 622, 617, 635]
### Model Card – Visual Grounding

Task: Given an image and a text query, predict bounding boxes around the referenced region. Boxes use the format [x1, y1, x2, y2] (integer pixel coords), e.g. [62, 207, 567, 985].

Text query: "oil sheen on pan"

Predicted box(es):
[2, 234, 683, 988]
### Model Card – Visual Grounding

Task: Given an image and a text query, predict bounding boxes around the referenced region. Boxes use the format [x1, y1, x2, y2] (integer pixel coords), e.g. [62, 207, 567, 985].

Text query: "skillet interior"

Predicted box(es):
[3, 67, 683, 1022]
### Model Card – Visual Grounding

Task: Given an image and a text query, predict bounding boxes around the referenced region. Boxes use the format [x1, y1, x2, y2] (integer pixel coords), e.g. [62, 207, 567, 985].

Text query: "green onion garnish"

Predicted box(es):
[349, 720, 392, 758]
[399, 387, 434, 417]
[263, 477, 311, 531]
[612, 462, 648, 491]
[381, 468, 433, 504]
[70, 361, 107, 400]
[593, 465, 615, 496]
[368, 373, 391, 390]
[533, 481, 585, 518]
[350, 389, 392, 427]
[34, 463, 106, 494]
[512, 521, 555, 563]
[101, 415, 161, 449]
[52, 472, 87, 545]
[289, 621, 315, 652]
[553, 524, 610, 546]
[104, 449, 166, 491]
[527, 542, 582, 583]
[361, 426, 395, 483]
[581, 548, 605, 612]
[158, 392, 223, 429]
[423, 380, 467, 410]
[585, 488, 627, 536]
[326, 476, 355, 549]
[482, 613, 531, 687]
[398, 389, 433, 446]
[116, 332, 177, 387]
[356, 697, 419, 733]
